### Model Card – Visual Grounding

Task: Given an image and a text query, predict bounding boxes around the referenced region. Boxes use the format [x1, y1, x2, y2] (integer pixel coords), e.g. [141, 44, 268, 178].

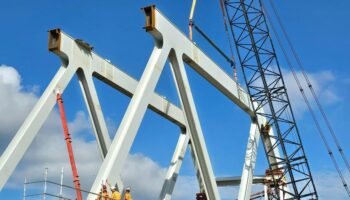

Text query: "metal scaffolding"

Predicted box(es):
[23, 169, 103, 200]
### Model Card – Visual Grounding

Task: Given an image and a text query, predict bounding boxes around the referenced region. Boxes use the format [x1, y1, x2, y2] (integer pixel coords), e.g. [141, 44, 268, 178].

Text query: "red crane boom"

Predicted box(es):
[56, 93, 83, 200]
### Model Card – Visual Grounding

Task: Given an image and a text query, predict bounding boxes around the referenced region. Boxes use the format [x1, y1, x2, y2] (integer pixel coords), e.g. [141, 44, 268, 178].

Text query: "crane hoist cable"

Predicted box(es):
[192, 23, 235, 67]
[56, 92, 83, 200]
[189, 0, 197, 41]
[261, 3, 350, 197]
[266, 0, 350, 176]
[188, 0, 237, 76]
[219, 0, 238, 82]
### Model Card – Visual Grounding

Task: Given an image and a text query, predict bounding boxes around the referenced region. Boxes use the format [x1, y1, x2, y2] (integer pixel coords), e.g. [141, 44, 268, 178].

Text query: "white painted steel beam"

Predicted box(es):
[88, 45, 171, 198]
[0, 5, 286, 200]
[142, 3, 282, 172]
[238, 122, 260, 200]
[159, 131, 190, 200]
[138, 6, 283, 199]
[0, 64, 77, 189]
[169, 51, 221, 199]
[160, 55, 206, 200]
[189, 142, 206, 192]
[91, 60, 186, 129]
[77, 69, 126, 192]
[216, 175, 266, 186]
[144, 8, 253, 117]
[77, 70, 111, 158]
[0, 29, 182, 191]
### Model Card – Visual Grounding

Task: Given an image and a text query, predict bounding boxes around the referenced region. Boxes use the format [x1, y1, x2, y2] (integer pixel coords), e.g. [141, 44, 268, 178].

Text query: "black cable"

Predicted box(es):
[192, 23, 235, 67]
[219, 0, 238, 81]
[267, 0, 350, 175]
[262, 2, 350, 197]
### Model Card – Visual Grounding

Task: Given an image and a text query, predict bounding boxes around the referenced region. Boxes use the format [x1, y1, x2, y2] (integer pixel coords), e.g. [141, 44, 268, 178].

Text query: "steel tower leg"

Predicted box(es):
[238, 122, 260, 200]
[159, 131, 190, 200]
[169, 51, 221, 200]
[77, 70, 111, 158]
[77, 70, 127, 192]
[88, 46, 171, 199]
[170, 55, 207, 195]
[189, 142, 206, 193]
[160, 49, 214, 199]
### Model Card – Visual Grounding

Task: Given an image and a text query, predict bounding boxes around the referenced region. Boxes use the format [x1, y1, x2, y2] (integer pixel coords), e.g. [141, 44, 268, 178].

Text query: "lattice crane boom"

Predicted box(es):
[223, 0, 318, 199]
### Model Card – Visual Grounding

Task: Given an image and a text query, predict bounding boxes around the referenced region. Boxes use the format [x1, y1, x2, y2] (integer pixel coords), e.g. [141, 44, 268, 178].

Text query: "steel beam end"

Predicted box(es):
[141, 5, 163, 48]
[141, 5, 156, 32]
[48, 28, 61, 52]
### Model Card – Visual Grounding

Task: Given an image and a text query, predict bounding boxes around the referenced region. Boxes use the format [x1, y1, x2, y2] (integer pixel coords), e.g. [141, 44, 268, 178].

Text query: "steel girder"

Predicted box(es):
[1, 5, 283, 200]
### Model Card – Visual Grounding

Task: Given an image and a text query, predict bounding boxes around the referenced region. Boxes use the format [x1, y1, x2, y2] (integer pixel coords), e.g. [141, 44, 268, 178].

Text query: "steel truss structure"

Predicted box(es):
[224, 0, 318, 199]
[1, 5, 284, 200]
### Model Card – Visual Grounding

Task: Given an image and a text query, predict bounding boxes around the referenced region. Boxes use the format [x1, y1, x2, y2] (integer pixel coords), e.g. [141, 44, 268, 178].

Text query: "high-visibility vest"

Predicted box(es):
[112, 191, 121, 200]
[124, 192, 132, 200]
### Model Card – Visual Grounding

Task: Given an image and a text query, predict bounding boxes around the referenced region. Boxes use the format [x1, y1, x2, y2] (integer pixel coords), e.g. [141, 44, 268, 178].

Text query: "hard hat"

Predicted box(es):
[126, 187, 131, 191]
[111, 186, 116, 190]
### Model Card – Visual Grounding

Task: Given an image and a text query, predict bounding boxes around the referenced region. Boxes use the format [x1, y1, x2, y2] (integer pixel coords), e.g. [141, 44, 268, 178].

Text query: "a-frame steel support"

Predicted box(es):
[0, 5, 284, 200]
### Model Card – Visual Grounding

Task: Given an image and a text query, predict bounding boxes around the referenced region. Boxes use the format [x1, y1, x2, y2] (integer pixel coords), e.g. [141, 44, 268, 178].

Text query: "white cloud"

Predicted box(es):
[0, 65, 38, 143]
[121, 153, 166, 199]
[0, 66, 21, 88]
[282, 69, 340, 117]
[313, 170, 349, 199]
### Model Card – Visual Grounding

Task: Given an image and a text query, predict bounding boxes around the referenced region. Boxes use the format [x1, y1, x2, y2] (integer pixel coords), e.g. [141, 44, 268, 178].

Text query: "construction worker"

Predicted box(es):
[95, 189, 103, 200]
[105, 179, 121, 200]
[124, 187, 133, 200]
[111, 186, 121, 200]
[101, 184, 110, 200]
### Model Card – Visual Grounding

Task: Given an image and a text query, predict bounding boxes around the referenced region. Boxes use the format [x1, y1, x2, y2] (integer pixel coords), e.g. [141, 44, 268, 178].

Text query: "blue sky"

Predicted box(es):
[0, 0, 350, 199]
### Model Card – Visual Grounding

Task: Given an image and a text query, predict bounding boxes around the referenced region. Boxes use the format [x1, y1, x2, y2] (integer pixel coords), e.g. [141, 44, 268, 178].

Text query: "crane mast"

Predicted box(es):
[223, 0, 318, 199]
